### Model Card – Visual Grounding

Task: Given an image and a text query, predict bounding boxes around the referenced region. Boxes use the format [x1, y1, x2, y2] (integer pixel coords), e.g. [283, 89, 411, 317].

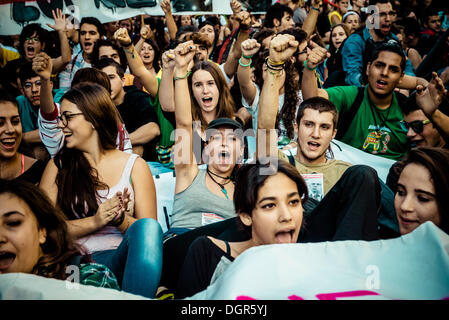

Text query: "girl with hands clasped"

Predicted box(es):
[39, 83, 162, 298]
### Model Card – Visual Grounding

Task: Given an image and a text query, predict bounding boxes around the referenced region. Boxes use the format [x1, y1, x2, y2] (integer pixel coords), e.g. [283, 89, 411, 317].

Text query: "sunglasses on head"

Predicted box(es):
[399, 119, 431, 134]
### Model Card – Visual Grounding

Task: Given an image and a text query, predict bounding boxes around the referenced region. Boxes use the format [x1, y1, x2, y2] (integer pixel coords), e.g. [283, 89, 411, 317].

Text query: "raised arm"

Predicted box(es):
[173, 41, 199, 194]
[134, 24, 153, 54]
[46, 9, 71, 73]
[301, 41, 330, 100]
[159, 49, 176, 112]
[416, 72, 449, 143]
[237, 39, 261, 106]
[222, 9, 252, 80]
[160, 0, 177, 42]
[32, 52, 55, 115]
[257, 34, 298, 159]
[114, 27, 159, 97]
[302, 0, 321, 39]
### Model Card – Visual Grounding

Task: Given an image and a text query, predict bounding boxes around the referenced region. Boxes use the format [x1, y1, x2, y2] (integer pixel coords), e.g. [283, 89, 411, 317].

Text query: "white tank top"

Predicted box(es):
[76, 154, 139, 253]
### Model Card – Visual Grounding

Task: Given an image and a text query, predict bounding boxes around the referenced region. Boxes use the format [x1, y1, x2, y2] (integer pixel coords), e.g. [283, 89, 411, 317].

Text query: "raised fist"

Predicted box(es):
[162, 49, 176, 70]
[241, 39, 261, 58]
[305, 41, 329, 70]
[269, 34, 299, 64]
[235, 11, 251, 28]
[160, 0, 172, 14]
[230, 0, 242, 15]
[114, 27, 132, 47]
[174, 40, 196, 71]
[140, 24, 154, 40]
[32, 52, 52, 81]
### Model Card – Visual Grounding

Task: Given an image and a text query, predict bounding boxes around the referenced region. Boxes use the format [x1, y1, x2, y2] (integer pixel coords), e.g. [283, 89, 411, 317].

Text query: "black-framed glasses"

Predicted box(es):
[57, 112, 84, 127]
[399, 119, 431, 134]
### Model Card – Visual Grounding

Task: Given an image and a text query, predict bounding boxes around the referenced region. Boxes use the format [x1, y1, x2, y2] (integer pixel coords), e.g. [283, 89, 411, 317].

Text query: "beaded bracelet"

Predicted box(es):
[303, 60, 317, 71]
[239, 57, 252, 67]
[267, 58, 285, 66]
[123, 46, 135, 59]
[174, 71, 192, 81]
[265, 57, 285, 71]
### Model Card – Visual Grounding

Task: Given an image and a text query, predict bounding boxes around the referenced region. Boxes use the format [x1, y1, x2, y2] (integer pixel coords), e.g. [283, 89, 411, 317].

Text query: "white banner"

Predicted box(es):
[190, 222, 449, 300]
[1, 222, 448, 300]
[0, 0, 273, 36]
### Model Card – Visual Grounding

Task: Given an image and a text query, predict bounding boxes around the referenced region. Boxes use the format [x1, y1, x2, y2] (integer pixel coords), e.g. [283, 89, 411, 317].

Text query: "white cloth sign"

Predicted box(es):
[0, 0, 272, 36]
[190, 222, 449, 300]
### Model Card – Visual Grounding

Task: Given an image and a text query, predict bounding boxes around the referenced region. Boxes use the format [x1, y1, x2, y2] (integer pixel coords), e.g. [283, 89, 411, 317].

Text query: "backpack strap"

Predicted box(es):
[286, 152, 296, 166]
[335, 86, 365, 141]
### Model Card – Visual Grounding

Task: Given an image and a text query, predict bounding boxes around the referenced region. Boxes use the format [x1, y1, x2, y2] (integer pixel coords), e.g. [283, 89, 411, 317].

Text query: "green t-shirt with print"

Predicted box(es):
[326, 86, 409, 161]
[148, 78, 176, 166]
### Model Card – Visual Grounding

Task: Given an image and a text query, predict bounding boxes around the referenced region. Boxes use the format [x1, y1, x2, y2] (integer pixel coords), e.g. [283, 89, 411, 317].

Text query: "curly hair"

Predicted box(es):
[253, 48, 300, 140]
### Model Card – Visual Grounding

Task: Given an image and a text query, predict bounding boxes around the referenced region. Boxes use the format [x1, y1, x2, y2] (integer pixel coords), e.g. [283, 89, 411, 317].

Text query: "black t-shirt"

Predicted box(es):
[117, 85, 159, 161]
[176, 236, 234, 299]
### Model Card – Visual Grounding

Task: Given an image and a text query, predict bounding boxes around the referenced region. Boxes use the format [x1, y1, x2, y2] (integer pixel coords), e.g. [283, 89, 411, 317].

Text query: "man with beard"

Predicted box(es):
[302, 40, 410, 161]
[340, 0, 416, 87]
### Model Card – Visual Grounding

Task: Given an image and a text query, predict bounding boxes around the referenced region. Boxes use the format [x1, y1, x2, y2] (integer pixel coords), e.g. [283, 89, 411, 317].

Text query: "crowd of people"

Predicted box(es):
[0, 0, 448, 300]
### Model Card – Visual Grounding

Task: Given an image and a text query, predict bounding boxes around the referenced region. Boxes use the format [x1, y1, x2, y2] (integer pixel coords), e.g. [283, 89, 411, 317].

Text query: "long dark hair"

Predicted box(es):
[189, 61, 236, 131]
[395, 147, 449, 234]
[55, 83, 121, 219]
[254, 49, 299, 140]
[0, 179, 89, 280]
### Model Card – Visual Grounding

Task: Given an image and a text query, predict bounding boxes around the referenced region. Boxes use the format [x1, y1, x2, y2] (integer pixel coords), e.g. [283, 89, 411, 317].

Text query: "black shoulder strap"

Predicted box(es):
[336, 86, 365, 141]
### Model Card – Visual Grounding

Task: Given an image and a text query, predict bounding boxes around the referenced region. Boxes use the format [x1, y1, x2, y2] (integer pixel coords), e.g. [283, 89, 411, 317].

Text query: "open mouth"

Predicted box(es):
[0, 251, 16, 271]
[376, 80, 388, 88]
[307, 141, 321, 150]
[202, 97, 213, 105]
[0, 138, 17, 150]
[84, 42, 93, 51]
[26, 46, 35, 55]
[275, 228, 295, 244]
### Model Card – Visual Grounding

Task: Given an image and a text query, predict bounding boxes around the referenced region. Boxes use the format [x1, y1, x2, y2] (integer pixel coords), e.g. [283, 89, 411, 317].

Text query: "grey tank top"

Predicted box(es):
[170, 169, 236, 229]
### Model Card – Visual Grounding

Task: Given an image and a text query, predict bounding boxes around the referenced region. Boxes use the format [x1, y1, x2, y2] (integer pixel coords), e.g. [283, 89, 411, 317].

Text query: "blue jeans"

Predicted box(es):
[91, 218, 163, 298]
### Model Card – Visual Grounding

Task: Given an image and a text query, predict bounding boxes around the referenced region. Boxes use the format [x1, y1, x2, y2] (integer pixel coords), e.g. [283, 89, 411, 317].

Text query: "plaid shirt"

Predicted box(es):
[79, 263, 120, 290]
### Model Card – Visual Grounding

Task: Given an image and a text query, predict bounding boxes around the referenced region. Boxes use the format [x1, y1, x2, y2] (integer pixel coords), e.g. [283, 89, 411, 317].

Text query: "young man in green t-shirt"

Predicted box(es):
[302, 41, 411, 160]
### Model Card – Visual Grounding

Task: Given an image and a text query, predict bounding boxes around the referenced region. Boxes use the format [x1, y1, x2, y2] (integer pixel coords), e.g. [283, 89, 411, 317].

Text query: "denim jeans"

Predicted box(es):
[91, 218, 163, 298]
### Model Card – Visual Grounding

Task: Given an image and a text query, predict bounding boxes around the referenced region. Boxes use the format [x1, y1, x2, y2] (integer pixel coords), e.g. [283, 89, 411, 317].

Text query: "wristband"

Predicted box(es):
[123, 46, 135, 59]
[241, 53, 253, 59]
[122, 41, 133, 48]
[267, 58, 285, 66]
[311, 6, 320, 12]
[304, 60, 317, 71]
[239, 57, 252, 67]
[174, 71, 191, 80]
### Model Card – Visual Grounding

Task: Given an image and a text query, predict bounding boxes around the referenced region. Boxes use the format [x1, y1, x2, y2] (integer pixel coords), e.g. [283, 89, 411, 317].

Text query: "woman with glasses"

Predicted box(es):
[39, 83, 163, 298]
[0, 89, 46, 184]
